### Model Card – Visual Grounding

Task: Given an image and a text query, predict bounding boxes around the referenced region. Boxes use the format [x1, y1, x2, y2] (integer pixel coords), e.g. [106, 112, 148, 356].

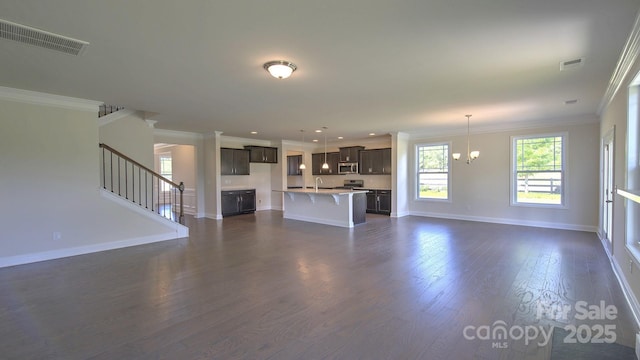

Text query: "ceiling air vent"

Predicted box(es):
[0, 19, 89, 56]
[560, 57, 584, 71]
[564, 99, 578, 105]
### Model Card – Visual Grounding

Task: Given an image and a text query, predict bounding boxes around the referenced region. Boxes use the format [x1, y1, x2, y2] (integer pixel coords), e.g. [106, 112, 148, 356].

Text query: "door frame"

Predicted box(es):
[601, 126, 615, 252]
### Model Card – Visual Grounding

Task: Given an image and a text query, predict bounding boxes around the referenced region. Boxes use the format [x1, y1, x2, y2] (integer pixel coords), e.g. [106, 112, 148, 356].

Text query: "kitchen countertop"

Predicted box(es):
[275, 188, 369, 195]
[221, 186, 255, 191]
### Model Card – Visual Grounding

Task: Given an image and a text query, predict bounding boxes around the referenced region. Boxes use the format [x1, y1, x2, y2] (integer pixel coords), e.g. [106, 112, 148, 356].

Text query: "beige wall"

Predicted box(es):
[408, 120, 600, 231]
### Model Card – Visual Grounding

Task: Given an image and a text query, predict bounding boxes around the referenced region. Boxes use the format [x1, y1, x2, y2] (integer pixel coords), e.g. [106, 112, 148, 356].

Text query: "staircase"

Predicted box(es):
[99, 143, 185, 225]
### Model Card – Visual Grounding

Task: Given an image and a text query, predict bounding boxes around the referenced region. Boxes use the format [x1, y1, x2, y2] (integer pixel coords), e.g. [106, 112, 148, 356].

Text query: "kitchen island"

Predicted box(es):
[275, 188, 368, 228]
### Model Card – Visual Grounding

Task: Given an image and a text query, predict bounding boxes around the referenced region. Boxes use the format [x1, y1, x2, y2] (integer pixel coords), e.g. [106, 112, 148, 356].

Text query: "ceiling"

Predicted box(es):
[0, 0, 638, 143]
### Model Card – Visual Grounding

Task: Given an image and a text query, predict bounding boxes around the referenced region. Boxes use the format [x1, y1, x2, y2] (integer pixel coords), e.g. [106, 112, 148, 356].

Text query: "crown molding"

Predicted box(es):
[598, 9, 640, 114]
[0, 86, 101, 112]
[154, 128, 204, 140]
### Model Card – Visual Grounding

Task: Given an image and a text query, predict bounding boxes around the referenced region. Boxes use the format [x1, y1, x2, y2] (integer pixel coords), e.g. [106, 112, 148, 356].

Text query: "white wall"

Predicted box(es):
[408, 121, 600, 231]
[0, 90, 182, 267]
[99, 111, 154, 168]
[392, 132, 409, 217]
[600, 42, 640, 322]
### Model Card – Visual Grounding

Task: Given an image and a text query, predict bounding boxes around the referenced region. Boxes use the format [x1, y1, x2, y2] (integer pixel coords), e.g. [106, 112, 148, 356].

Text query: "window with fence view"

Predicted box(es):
[417, 143, 449, 200]
[512, 134, 564, 205]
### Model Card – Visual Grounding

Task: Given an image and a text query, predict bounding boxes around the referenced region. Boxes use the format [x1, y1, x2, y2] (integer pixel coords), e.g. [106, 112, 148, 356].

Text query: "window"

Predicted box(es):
[417, 143, 450, 200]
[159, 154, 172, 191]
[625, 76, 640, 253]
[511, 134, 565, 206]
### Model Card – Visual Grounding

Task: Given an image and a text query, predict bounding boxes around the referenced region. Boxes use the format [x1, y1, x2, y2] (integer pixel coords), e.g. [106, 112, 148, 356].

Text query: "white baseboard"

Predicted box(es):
[409, 210, 598, 232]
[391, 210, 410, 218]
[0, 232, 178, 268]
[611, 255, 640, 329]
[205, 212, 223, 220]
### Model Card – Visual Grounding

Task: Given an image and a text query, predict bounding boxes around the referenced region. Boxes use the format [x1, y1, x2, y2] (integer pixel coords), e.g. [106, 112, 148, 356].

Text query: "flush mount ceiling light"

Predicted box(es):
[452, 115, 480, 164]
[263, 60, 297, 79]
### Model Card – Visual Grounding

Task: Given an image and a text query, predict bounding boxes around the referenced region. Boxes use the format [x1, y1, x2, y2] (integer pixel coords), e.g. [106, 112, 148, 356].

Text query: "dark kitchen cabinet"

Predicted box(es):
[366, 191, 377, 212]
[366, 189, 391, 215]
[221, 189, 256, 216]
[312, 153, 323, 175]
[244, 146, 278, 163]
[377, 189, 392, 214]
[359, 148, 392, 175]
[221, 148, 250, 175]
[312, 152, 340, 175]
[287, 155, 303, 176]
[339, 146, 364, 162]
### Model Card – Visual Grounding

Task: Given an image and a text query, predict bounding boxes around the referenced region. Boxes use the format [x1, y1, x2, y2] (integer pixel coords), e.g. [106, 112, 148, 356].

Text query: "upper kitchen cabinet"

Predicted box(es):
[221, 148, 250, 175]
[287, 155, 303, 176]
[359, 148, 392, 175]
[339, 146, 364, 163]
[244, 146, 278, 163]
[312, 152, 340, 175]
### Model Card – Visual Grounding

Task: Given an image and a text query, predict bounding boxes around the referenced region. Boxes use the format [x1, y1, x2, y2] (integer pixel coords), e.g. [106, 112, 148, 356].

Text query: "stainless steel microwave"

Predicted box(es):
[338, 162, 358, 174]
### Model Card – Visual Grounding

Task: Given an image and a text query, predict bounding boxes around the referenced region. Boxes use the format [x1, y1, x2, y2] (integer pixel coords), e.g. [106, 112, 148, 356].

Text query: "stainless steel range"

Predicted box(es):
[334, 179, 364, 189]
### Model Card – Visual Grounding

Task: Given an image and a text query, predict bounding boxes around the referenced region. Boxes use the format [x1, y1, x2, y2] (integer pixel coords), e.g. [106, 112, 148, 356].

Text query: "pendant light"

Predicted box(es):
[299, 130, 306, 170]
[322, 127, 329, 169]
[453, 114, 480, 164]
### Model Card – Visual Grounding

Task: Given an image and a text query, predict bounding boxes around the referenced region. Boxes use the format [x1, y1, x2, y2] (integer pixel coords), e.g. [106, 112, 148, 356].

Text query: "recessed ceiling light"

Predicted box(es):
[369, 133, 376, 136]
[313, 139, 319, 142]
[250, 131, 258, 134]
[315, 129, 322, 133]
[338, 136, 344, 140]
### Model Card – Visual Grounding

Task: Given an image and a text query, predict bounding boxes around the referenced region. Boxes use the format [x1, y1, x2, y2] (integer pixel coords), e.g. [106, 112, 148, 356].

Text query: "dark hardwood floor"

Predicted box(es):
[0, 211, 636, 359]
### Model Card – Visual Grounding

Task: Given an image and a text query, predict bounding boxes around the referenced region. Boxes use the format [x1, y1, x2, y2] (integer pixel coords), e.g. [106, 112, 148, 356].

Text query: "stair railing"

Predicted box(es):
[99, 143, 184, 224]
[98, 104, 125, 118]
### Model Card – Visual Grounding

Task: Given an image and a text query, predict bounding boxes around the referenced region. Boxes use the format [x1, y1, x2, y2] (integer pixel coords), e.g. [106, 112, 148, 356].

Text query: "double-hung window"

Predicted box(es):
[417, 143, 450, 200]
[511, 134, 565, 206]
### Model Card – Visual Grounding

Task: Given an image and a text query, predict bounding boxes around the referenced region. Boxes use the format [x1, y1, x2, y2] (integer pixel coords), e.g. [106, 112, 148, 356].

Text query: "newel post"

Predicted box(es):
[179, 181, 185, 224]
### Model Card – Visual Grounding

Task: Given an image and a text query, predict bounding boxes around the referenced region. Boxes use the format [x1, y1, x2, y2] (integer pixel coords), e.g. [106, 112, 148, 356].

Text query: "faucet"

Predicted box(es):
[315, 177, 323, 192]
